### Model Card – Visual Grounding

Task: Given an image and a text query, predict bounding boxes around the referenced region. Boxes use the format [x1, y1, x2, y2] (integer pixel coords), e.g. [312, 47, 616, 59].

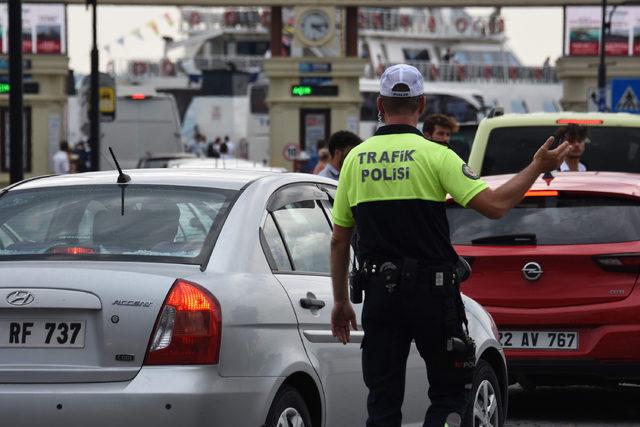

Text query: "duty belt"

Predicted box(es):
[361, 258, 458, 293]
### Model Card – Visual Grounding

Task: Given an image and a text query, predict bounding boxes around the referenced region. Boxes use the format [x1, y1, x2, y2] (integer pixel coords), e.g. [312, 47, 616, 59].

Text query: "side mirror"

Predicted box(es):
[455, 256, 472, 283]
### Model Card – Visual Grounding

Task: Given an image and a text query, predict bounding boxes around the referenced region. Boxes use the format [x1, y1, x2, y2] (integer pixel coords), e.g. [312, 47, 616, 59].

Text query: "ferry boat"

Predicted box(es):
[105, 6, 562, 163]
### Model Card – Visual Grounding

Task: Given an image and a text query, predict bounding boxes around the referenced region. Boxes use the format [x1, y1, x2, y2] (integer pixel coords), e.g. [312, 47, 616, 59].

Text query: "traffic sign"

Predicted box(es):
[283, 143, 299, 161]
[612, 79, 640, 114]
[99, 87, 116, 115]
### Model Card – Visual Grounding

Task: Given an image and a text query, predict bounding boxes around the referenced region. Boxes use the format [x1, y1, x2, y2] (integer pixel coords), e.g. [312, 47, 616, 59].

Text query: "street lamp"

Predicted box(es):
[597, 0, 608, 112]
[8, 0, 24, 183]
[87, 0, 100, 171]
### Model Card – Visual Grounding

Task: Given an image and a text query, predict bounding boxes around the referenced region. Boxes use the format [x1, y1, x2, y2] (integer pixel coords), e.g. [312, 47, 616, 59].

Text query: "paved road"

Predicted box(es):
[506, 384, 640, 426]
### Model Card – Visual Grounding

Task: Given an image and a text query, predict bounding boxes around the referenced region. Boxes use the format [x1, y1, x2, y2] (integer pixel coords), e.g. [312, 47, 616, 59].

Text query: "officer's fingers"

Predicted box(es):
[541, 136, 555, 150]
[550, 140, 570, 155]
[331, 321, 342, 338]
[559, 141, 571, 156]
[338, 328, 348, 345]
[350, 317, 358, 331]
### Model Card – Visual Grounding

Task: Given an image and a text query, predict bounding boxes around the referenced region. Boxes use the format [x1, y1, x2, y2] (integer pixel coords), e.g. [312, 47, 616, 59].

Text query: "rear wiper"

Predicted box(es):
[470, 233, 537, 246]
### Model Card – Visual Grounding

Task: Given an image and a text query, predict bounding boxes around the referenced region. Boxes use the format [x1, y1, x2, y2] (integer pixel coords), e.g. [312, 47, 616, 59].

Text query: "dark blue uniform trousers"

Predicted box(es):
[361, 277, 469, 427]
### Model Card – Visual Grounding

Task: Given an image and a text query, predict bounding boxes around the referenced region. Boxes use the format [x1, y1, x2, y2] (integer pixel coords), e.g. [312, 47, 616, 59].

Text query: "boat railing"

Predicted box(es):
[107, 56, 265, 80]
[357, 9, 505, 40]
[188, 55, 265, 72]
[368, 61, 558, 83]
[109, 56, 557, 84]
[179, 7, 505, 40]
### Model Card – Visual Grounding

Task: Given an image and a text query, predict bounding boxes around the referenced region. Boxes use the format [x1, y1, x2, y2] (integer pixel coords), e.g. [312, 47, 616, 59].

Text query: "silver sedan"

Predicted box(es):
[0, 169, 506, 426]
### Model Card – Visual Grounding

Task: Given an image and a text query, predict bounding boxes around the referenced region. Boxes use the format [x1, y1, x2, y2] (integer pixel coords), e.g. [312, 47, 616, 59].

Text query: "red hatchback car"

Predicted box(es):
[448, 172, 640, 389]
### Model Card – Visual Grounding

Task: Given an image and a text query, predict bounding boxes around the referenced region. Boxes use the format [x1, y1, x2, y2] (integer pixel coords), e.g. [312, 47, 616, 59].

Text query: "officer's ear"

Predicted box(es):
[417, 95, 426, 116]
[376, 96, 385, 117]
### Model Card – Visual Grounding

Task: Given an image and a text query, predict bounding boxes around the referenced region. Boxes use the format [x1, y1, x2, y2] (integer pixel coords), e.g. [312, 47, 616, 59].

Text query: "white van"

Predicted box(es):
[97, 93, 183, 170]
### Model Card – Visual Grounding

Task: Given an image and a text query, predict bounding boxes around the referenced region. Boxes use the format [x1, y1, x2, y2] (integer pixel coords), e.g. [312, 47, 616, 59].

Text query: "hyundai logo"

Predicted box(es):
[522, 262, 543, 281]
[6, 290, 35, 306]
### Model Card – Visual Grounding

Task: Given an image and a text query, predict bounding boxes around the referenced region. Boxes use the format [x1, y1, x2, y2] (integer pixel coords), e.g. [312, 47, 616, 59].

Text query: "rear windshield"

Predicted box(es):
[448, 195, 640, 245]
[0, 185, 236, 264]
[481, 126, 640, 175]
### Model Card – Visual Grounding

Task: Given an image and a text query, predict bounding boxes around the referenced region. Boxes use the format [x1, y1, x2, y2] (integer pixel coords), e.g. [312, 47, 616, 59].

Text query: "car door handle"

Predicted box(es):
[300, 297, 326, 310]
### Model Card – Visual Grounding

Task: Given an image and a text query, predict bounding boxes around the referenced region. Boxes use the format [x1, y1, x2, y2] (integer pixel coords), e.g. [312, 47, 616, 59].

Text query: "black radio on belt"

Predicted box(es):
[349, 267, 366, 304]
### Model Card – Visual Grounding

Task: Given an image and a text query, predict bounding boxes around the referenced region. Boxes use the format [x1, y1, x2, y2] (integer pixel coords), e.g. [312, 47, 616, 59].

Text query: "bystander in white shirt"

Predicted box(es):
[559, 161, 586, 172]
[52, 150, 70, 174]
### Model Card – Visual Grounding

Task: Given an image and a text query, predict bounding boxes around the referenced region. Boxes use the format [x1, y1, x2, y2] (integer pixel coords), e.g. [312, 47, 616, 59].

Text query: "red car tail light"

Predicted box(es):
[144, 279, 221, 365]
[593, 253, 640, 273]
[556, 119, 603, 125]
[50, 246, 96, 255]
[525, 190, 558, 197]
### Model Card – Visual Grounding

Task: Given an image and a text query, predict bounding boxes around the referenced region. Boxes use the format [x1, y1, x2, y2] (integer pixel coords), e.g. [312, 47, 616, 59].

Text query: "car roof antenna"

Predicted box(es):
[108, 147, 131, 184]
[108, 147, 131, 216]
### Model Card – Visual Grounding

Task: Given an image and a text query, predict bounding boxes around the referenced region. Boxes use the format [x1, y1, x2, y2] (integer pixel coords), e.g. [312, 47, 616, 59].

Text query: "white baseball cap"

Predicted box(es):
[379, 64, 424, 97]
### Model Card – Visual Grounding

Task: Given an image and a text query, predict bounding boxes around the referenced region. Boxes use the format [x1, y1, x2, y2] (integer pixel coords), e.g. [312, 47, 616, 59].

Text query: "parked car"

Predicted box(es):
[0, 169, 506, 426]
[448, 171, 640, 390]
[467, 112, 640, 176]
[166, 157, 288, 172]
[137, 152, 196, 168]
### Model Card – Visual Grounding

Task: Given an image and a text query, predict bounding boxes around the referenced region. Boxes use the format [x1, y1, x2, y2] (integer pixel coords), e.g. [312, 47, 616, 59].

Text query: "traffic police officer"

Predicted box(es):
[330, 64, 570, 427]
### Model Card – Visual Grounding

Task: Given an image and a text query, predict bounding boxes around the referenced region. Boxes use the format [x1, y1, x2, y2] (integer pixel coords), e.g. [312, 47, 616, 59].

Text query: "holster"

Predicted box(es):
[349, 268, 367, 304]
[442, 273, 476, 387]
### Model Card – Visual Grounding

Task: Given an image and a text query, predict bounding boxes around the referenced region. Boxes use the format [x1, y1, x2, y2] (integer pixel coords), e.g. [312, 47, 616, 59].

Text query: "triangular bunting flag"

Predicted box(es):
[164, 12, 174, 27]
[147, 21, 160, 36]
[132, 29, 144, 40]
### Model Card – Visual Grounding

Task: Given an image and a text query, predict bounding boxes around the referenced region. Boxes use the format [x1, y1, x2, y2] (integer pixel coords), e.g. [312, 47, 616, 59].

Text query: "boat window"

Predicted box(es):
[510, 99, 529, 114]
[441, 95, 479, 124]
[506, 52, 522, 66]
[403, 48, 430, 61]
[236, 41, 269, 56]
[542, 100, 559, 112]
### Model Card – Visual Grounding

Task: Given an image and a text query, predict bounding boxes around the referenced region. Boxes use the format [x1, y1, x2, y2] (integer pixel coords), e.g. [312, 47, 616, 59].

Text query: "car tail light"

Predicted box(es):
[50, 246, 96, 255]
[130, 93, 147, 100]
[525, 190, 558, 197]
[556, 119, 603, 125]
[144, 279, 221, 365]
[593, 253, 640, 273]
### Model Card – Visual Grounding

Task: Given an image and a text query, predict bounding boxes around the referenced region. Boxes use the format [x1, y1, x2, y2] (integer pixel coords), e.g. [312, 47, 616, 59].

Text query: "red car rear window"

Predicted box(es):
[448, 195, 640, 245]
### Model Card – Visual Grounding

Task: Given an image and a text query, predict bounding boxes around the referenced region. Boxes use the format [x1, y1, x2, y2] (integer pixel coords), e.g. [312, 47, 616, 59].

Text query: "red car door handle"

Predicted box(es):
[300, 298, 326, 310]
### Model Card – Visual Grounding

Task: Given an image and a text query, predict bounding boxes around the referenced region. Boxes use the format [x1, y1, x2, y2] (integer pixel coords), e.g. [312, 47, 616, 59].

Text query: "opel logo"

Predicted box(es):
[522, 262, 543, 281]
[6, 290, 35, 306]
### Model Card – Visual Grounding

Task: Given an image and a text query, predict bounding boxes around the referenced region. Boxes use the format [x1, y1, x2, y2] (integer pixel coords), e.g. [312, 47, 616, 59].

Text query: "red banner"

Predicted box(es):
[36, 25, 61, 54]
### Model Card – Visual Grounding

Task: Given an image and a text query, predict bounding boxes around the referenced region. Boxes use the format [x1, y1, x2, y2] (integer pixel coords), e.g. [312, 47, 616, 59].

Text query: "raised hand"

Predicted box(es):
[533, 136, 571, 173]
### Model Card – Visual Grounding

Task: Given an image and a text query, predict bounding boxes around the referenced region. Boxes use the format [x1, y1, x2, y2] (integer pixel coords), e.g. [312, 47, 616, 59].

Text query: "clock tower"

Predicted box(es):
[295, 7, 335, 47]
[265, 6, 366, 170]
